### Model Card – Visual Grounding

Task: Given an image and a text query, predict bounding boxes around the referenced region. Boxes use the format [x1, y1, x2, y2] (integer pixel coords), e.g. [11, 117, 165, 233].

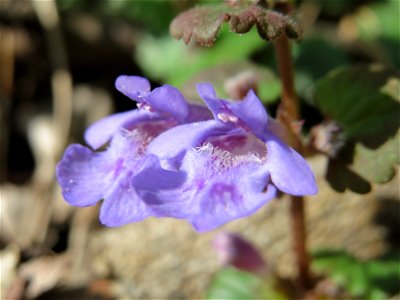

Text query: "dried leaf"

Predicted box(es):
[0, 245, 21, 299]
[310, 121, 345, 158]
[0, 184, 39, 248]
[19, 254, 70, 298]
[170, 4, 302, 46]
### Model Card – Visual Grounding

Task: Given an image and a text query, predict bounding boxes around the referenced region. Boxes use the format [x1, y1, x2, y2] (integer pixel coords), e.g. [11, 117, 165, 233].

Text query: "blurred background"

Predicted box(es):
[1, 0, 399, 299]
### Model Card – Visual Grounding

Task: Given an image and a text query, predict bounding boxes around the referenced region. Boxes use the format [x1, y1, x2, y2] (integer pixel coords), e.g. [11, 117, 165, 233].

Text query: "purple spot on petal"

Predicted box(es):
[195, 178, 206, 189]
[209, 183, 240, 205]
[113, 158, 124, 178]
[203, 133, 267, 159]
[210, 135, 247, 151]
[129, 120, 178, 145]
[139, 121, 177, 137]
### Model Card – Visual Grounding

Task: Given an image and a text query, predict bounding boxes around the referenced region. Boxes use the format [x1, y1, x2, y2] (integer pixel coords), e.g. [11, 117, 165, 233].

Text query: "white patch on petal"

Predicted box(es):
[120, 120, 175, 156]
[196, 142, 264, 175]
[119, 128, 153, 156]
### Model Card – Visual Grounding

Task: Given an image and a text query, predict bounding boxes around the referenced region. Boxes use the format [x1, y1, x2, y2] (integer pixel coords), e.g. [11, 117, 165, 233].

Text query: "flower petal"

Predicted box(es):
[132, 155, 186, 191]
[196, 82, 226, 120]
[186, 103, 213, 123]
[84, 110, 150, 149]
[99, 175, 151, 226]
[95, 134, 166, 226]
[57, 128, 155, 209]
[197, 83, 268, 136]
[56, 144, 112, 206]
[132, 155, 189, 218]
[190, 182, 277, 232]
[228, 89, 268, 137]
[147, 120, 225, 164]
[115, 75, 151, 101]
[94, 130, 177, 226]
[181, 148, 275, 232]
[264, 133, 318, 195]
[147, 85, 188, 122]
[135, 147, 275, 225]
[182, 148, 276, 231]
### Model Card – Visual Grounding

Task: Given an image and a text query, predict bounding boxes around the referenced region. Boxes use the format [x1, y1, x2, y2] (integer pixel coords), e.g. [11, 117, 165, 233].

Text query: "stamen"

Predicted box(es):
[217, 112, 238, 123]
[137, 102, 154, 112]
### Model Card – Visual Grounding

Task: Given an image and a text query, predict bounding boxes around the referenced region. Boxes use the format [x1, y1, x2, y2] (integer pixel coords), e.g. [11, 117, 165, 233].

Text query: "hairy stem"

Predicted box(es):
[274, 34, 299, 124]
[273, 29, 312, 289]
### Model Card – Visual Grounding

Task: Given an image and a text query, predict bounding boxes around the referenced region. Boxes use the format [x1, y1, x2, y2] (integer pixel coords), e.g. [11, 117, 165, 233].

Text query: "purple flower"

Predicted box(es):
[56, 76, 210, 226]
[212, 232, 267, 275]
[136, 83, 317, 232]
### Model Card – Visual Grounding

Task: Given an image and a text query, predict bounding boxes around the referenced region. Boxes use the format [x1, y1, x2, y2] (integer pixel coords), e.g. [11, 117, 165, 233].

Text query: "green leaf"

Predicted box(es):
[293, 37, 350, 103]
[104, 0, 176, 34]
[295, 37, 350, 81]
[135, 26, 265, 87]
[352, 133, 400, 183]
[338, 0, 400, 68]
[326, 156, 371, 194]
[314, 64, 400, 190]
[315, 65, 399, 141]
[180, 62, 281, 104]
[312, 250, 400, 300]
[318, 0, 356, 17]
[206, 268, 288, 300]
[345, 1, 400, 42]
[206, 268, 263, 299]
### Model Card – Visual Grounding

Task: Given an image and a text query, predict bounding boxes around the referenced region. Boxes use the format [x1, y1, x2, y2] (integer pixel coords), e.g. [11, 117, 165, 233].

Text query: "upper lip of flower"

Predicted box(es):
[115, 75, 190, 123]
[84, 76, 212, 151]
[196, 82, 269, 138]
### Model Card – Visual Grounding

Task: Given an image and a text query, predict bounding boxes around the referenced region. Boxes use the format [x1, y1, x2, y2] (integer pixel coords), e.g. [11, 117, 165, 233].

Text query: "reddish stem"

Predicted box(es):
[273, 20, 312, 290]
[290, 196, 312, 289]
[274, 34, 299, 124]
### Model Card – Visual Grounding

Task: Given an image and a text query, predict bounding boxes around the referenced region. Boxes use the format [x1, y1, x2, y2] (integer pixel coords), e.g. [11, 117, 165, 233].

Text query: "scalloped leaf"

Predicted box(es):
[315, 65, 399, 142]
[170, 3, 302, 46]
[314, 65, 400, 191]
[352, 132, 399, 183]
